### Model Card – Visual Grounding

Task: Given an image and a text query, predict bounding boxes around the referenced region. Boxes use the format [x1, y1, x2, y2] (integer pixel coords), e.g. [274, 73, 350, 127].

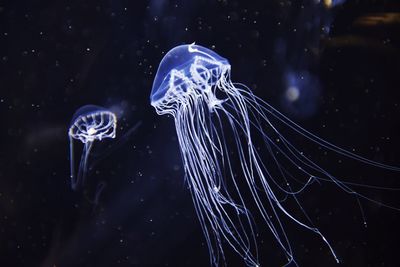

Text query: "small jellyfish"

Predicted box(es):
[150, 43, 399, 266]
[68, 105, 117, 191]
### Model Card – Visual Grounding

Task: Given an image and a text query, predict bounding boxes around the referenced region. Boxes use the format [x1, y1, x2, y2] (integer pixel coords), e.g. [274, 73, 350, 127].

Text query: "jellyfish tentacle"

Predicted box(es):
[234, 82, 400, 211]
[176, 94, 261, 266]
[73, 141, 94, 191]
[69, 135, 77, 190]
[235, 83, 400, 172]
[220, 90, 299, 263]
[242, 95, 397, 191]
[218, 80, 341, 263]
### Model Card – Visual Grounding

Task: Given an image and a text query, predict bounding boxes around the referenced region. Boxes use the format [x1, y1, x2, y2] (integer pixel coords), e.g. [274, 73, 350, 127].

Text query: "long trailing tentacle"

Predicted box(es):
[219, 80, 339, 263]
[229, 80, 400, 208]
[210, 72, 399, 264]
[175, 92, 261, 266]
[233, 81, 400, 172]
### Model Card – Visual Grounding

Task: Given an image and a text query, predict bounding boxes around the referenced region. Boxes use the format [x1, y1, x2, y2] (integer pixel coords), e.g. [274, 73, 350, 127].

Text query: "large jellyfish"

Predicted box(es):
[68, 105, 117, 191]
[150, 43, 399, 266]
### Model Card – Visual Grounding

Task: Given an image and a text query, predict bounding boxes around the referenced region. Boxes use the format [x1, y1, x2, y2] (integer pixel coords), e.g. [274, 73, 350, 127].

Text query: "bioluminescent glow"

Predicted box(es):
[150, 43, 399, 266]
[68, 105, 117, 191]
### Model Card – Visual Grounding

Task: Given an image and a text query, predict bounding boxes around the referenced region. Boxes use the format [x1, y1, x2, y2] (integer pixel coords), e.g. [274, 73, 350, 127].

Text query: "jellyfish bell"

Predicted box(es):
[69, 105, 117, 143]
[151, 43, 230, 114]
[151, 43, 400, 266]
[68, 105, 117, 191]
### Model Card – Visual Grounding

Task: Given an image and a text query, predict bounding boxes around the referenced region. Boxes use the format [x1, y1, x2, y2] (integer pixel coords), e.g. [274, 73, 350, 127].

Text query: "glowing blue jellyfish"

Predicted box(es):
[68, 105, 117, 191]
[150, 43, 399, 266]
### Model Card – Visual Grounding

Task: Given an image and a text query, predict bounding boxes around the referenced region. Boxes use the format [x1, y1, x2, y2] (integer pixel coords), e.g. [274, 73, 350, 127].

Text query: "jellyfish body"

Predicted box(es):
[151, 44, 399, 266]
[68, 105, 117, 191]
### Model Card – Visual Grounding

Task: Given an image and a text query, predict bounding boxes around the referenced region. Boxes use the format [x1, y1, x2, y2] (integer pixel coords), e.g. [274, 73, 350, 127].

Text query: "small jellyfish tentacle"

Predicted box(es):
[69, 135, 77, 190]
[75, 141, 94, 191]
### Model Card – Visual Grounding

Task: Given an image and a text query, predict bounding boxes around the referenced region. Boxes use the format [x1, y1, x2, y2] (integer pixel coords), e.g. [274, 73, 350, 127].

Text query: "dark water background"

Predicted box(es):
[1, 0, 400, 266]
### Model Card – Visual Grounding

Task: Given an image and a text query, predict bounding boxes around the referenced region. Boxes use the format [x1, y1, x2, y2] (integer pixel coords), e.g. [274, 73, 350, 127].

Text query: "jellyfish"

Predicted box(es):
[68, 105, 117, 191]
[150, 43, 399, 266]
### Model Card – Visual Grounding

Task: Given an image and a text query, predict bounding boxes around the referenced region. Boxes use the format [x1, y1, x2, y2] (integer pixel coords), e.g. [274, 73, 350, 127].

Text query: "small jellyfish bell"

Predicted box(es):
[151, 43, 400, 266]
[68, 105, 117, 191]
